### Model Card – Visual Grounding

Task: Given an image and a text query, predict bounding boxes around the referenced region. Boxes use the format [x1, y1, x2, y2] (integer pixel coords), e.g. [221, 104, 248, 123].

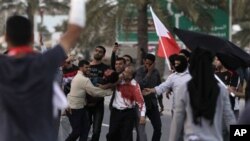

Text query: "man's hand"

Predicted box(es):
[228, 86, 236, 93]
[97, 83, 114, 89]
[139, 116, 146, 124]
[119, 73, 125, 81]
[112, 42, 119, 53]
[65, 107, 72, 115]
[142, 88, 156, 96]
[65, 55, 75, 63]
[166, 92, 172, 99]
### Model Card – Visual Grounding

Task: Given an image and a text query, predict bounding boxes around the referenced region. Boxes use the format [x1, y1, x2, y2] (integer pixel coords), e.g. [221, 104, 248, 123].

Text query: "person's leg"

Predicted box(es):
[79, 108, 90, 141]
[120, 109, 136, 141]
[245, 79, 250, 103]
[65, 109, 83, 141]
[146, 108, 162, 141]
[137, 124, 147, 141]
[106, 109, 122, 141]
[134, 107, 147, 141]
[91, 103, 104, 141]
[86, 106, 94, 138]
[58, 115, 71, 141]
[234, 110, 240, 120]
[86, 106, 94, 126]
[229, 96, 235, 110]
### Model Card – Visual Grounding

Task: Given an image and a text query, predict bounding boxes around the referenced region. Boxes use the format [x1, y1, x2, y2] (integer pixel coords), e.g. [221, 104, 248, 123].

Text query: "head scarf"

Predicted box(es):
[175, 55, 188, 73]
[188, 47, 219, 125]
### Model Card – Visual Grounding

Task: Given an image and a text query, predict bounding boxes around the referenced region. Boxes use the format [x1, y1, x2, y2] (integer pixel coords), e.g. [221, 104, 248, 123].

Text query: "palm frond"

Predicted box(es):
[44, 1, 69, 15]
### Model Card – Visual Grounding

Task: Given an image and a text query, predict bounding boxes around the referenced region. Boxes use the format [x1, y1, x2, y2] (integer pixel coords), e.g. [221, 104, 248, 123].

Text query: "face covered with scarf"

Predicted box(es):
[174, 55, 188, 73]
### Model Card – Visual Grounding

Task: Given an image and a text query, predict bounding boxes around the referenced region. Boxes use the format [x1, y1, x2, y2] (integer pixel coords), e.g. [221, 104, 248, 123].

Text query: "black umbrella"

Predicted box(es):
[173, 27, 250, 70]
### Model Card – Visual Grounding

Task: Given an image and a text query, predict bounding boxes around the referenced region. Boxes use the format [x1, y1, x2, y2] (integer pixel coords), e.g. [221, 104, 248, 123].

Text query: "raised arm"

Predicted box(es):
[111, 43, 119, 70]
[60, 0, 86, 53]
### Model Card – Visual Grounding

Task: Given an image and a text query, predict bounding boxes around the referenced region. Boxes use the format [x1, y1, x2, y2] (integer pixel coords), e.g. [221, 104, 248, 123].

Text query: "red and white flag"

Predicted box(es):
[150, 7, 180, 58]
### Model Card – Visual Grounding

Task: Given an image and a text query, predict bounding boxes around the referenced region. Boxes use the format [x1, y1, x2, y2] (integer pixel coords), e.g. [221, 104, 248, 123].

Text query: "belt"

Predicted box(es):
[112, 107, 134, 113]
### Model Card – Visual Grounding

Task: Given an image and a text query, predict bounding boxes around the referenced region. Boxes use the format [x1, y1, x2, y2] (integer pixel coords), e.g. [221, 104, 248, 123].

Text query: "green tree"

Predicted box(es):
[232, 0, 250, 47]
[81, 0, 170, 65]
[173, 0, 250, 48]
[173, 0, 228, 31]
[26, 0, 69, 26]
[83, 0, 224, 65]
[0, 0, 69, 29]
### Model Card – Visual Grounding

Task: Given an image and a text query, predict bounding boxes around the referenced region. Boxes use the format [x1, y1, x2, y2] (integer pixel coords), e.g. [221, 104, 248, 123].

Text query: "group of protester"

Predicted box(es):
[53, 40, 243, 141]
[59, 44, 158, 141]
[0, 0, 249, 141]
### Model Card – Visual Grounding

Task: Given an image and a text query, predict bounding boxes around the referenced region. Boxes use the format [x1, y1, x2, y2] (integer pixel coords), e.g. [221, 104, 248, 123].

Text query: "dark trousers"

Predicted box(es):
[87, 102, 104, 141]
[229, 95, 235, 110]
[106, 108, 136, 141]
[65, 108, 89, 141]
[146, 107, 162, 141]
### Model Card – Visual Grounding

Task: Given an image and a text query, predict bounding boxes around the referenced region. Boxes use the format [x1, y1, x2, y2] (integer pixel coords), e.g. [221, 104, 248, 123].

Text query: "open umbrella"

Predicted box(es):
[173, 27, 250, 70]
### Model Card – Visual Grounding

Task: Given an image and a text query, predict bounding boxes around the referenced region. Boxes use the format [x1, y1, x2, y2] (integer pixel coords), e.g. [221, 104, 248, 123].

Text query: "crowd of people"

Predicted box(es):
[0, 0, 250, 141]
[53, 42, 243, 141]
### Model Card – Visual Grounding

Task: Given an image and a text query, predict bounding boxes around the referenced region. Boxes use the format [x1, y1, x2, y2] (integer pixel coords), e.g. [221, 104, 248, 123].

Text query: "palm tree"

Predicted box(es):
[173, 0, 250, 48]
[173, 0, 228, 31]
[20, 0, 223, 65]
[0, 0, 26, 35]
[83, 0, 223, 65]
[115, 0, 171, 65]
[232, 0, 250, 48]
[0, 0, 69, 30]
[79, 0, 117, 48]
[0, 0, 69, 51]
[27, 0, 69, 26]
[82, 0, 169, 65]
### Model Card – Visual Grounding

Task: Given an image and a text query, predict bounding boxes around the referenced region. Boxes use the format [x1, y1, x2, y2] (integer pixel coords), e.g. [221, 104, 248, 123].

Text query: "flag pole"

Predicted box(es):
[159, 37, 171, 70]
[150, 6, 174, 71]
[214, 74, 235, 97]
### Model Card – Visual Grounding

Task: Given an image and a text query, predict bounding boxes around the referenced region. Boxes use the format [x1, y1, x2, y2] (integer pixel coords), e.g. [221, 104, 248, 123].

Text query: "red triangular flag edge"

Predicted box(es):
[157, 34, 181, 58]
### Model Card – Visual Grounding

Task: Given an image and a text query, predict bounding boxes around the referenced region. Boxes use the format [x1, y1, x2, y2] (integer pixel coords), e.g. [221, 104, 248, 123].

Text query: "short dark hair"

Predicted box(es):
[123, 54, 133, 63]
[179, 49, 191, 58]
[116, 57, 126, 64]
[144, 53, 155, 62]
[96, 46, 106, 54]
[168, 54, 178, 66]
[6, 15, 33, 46]
[78, 60, 89, 67]
[175, 55, 187, 64]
